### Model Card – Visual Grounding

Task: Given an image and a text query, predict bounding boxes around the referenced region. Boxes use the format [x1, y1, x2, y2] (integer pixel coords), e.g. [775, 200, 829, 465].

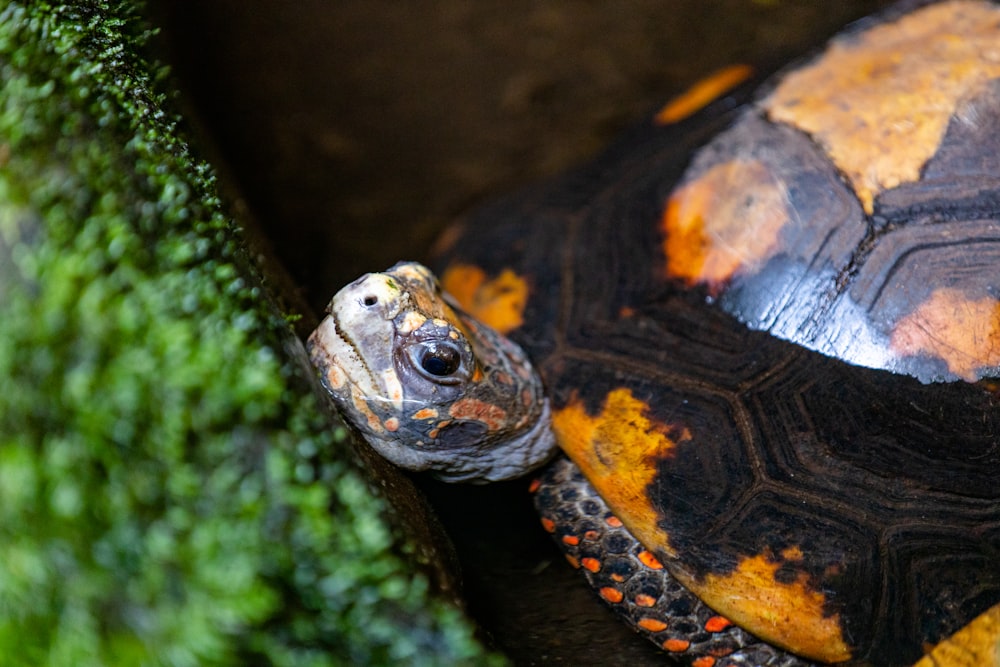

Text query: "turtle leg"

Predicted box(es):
[532, 456, 813, 667]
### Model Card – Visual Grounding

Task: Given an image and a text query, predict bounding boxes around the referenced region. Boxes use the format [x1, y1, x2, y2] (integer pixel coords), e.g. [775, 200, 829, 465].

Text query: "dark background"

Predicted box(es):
[149, 2, 890, 663]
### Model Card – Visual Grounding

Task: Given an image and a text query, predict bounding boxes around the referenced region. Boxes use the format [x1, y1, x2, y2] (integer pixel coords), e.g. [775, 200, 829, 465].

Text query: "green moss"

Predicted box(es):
[0, 1, 499, 665]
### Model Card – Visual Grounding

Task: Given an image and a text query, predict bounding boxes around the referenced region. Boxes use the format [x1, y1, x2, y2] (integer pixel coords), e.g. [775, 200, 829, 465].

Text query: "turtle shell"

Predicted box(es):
[433, 1, 1000, 664]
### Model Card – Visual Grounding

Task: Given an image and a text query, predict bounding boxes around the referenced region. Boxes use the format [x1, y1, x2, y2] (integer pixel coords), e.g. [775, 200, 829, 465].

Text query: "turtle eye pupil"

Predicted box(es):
[363, 295, 378, 307]
[419, 344, 461, 377]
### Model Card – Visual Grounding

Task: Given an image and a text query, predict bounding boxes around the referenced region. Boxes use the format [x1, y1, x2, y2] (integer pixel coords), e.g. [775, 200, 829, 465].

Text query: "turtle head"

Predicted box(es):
[307, 261, 557, 482]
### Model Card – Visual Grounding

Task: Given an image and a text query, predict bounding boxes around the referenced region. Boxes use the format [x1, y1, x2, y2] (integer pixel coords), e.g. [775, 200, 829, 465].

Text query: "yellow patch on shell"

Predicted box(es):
[655, 64, 754, 125]
[692, 553, 851, 663]
[662, 159, 790, 289]
[441, 264, 528, 334]
[551, 388, 682, 560]
[764, 0, 1000, 214]
[890, 288, 1000, 381]
[914, 602, 1000, 667]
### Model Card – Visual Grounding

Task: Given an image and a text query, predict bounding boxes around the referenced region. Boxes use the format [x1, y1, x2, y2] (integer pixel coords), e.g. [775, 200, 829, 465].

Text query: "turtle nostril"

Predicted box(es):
[363, 295, 378, 307]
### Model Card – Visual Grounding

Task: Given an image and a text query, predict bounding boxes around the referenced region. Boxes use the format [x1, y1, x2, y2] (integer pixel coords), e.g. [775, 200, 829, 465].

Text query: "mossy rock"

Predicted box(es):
[0, 2, 499, 665]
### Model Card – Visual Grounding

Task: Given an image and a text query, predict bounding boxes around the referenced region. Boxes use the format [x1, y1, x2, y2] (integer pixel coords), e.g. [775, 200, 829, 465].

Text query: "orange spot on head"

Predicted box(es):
[441, 264, 528, 334]
[662, 159, 790, 290]
[662, 638, 691, 653]
[638, 618, 669, 633]
[411, 408, 438, 420]
[704, 615, 733, 633]
[638, 550, 664, 570]
[448, 397, 509, 431]
[581, 557, 601, 573]
[528, 478, 542, 494]
[606, 516, 623, 528]
[655, 64, 754, 125]
[583, 530, 599, 541]
[599, 587, 624, 603]
[610, 573, 625, 583]
[890, 288, 1000, 381]
[565, 555, 580, 569]
[383, 417, 400, 432]
[540, 517, 556, 533]
[562, 534, 580, 547]
[692, 657, 717, 667]
[635, 593, 657, 608]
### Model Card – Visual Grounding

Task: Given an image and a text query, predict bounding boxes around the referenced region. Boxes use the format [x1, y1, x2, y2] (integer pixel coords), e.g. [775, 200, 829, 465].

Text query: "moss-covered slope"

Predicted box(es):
[0, 2, 496, 664]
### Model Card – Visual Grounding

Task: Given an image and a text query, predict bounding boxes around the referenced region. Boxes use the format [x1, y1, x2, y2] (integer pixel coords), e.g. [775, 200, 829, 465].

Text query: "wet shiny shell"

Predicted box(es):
[433, 2, 1000, 665]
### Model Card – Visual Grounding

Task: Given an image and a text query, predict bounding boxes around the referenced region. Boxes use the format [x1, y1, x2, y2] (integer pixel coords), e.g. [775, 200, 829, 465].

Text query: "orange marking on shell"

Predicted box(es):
[565, 554, 580, 569]
[890, 288, 1000, 381]
[553, 389, 682, 563]
[655, 64, 754, 125]
[638, 617, 669, 633]
[638, 551, 664, 570]
[662, 638, 691, 653]
[662, 159, 790, 290]
[606, 516, 623, 528]
[562, 534, 580, 547]
[411, 408, 438, 421]
[692, 657, 717, 667]
[691, 553, 851, 663]
[599, 587, 624, 603]
[581, 558, 601, 573]
[441, 264, 528, 334]
[635, 593, 657, 608]
[540, 517, 556, 533]
[528, 478, 542, 494]
[704, 615, 733, 633]
[764, 1, 1000, 214]
[782, 546, 804, 562]
[448, 397, 509, 431]
[914, 602, 1000, 667]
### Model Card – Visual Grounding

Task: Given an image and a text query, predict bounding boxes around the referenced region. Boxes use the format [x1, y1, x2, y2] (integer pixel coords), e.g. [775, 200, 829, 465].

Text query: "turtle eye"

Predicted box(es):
[408, 339, 467, 383]
[418, 342, 461, 377]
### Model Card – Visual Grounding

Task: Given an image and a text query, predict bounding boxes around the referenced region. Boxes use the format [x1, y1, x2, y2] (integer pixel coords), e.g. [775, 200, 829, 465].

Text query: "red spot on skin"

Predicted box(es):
[565, 555, 580, 569]
[528, 478, 542, 493]
[663, 638, 692, 652]
[411, 408, 438, 420]
[638, 618, 668, 633]
[692, 657, 717, 667]
[562, 534, 580, 546]
[638, 551, 664, 570]
[540, 517, 556, 533]
[581, 558, 601, 573]
[635, 594, 657, 607]
[384, 417, 399, 432]
[606, 516, 623, 528]
[600, 587, 624, 603]
[704, 615, 733, 633]
[584, 530, 599, 541]
[448, 397, 508, 431]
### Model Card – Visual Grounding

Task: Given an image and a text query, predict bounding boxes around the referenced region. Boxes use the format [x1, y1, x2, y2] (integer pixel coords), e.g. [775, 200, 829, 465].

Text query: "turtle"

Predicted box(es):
[306, 1, 1000, 665]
